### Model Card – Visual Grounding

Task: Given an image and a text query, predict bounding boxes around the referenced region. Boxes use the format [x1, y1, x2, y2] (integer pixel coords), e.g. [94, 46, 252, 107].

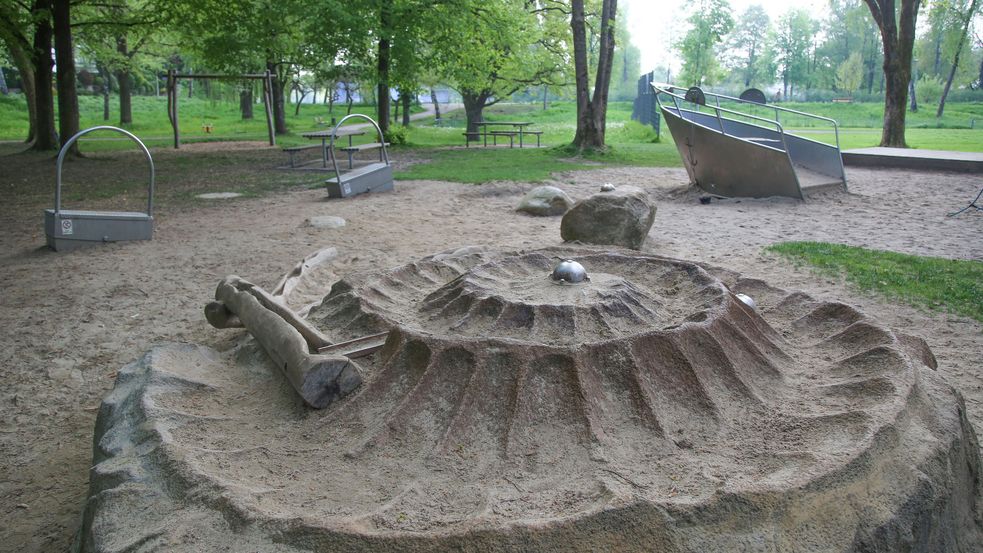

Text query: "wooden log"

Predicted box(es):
[210, 276, 361, 409]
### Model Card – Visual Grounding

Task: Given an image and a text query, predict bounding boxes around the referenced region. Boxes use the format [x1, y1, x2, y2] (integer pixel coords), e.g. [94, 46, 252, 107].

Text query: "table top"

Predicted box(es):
[301, 128, 367, 138]
[476, 121, 533, 127]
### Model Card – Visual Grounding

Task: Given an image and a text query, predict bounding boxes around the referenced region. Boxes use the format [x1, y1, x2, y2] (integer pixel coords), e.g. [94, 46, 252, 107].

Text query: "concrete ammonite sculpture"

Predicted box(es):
[74, 246, 982, 552]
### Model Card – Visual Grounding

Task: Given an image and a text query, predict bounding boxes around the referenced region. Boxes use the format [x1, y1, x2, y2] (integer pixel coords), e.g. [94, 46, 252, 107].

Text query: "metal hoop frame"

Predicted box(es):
[55, 126, 155, 217]
[328, 114, 389, 184]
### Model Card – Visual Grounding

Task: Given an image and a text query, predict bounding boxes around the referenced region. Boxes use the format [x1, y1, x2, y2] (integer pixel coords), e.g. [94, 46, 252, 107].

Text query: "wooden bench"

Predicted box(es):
[521, 130, 543, 147]
[463, 131, 486, 147]
[490, 130, 517, 148]
[338, 142, 390, 169]
[832, 98, 853, 103]
[282, 144, 322, 168]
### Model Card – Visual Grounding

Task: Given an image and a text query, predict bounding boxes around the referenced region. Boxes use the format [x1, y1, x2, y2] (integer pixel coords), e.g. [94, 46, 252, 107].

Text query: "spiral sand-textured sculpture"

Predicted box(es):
[76, 247, 982, 552]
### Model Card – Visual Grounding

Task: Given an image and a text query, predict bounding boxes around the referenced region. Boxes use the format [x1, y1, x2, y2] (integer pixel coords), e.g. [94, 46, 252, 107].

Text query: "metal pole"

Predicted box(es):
[264, 70, 275, 146]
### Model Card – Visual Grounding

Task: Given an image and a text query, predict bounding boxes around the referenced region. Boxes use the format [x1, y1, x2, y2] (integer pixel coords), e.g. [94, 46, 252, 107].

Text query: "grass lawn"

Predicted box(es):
[767, 241, 983, 323]
[3, 94, 982, 184]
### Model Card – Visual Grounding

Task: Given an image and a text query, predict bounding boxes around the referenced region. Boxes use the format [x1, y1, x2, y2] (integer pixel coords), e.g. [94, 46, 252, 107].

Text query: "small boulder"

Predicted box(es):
[560, 186, 656, 249]
[196, 192, 242, 200]
[516, 186, 574, 216]
[308, 216, 346, 229]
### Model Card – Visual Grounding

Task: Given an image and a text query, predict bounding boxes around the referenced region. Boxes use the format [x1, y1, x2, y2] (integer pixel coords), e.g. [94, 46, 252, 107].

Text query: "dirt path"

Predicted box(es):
[0, 155, 980, 552]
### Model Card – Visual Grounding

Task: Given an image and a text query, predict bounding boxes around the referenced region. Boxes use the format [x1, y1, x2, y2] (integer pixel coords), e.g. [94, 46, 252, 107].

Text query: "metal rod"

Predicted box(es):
[55, 126, 155, 216]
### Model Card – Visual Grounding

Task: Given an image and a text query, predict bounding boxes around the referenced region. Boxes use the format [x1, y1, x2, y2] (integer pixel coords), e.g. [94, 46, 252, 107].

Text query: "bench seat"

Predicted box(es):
[282, 144, 323, 168]
[338, 142, 390, 168]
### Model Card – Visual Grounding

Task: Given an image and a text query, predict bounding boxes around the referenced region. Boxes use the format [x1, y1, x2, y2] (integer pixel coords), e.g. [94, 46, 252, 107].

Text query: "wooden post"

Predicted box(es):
[263, 71, 276, 146]
[168, 69, 181, 149]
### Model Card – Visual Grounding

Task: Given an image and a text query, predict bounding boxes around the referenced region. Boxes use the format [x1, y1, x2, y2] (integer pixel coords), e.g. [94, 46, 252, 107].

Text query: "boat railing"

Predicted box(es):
[652, 84, 841, 153]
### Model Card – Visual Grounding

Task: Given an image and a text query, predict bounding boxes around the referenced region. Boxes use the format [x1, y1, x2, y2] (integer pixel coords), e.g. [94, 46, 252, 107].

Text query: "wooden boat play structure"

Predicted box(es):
[654, 84, 847, 199]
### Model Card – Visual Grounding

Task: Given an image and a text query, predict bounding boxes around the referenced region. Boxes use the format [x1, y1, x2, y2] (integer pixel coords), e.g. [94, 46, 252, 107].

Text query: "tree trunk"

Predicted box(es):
[0, 67, 6, 94]
[461, 90, 488, 133]
[936, 0, 977, 118]
[240, 88, 254, 119]
[402, 92, 411, 126]
[909, 72, 917, 112]
[5, 37, 37, 142]
[267, 61, 288, 134]
[571, 0, 619, 150]
[31, 0, 58, 151]
[430, 88, 441, 121]
[377, 0, 392, 132]
[98, 64, 111, 120]
[865, 0, 920, 147]
[543, 85, 548, 110]
[53, 0, 79, 154]
[115, 35, 133, 125]
[294, 86, 308, 116]
[392, 96, 399, 123]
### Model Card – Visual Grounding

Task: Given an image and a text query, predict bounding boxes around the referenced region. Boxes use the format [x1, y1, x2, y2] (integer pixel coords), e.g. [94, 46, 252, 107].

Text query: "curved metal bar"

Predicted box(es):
[55, 126, 155, 216]
[327, 114, 390, 185]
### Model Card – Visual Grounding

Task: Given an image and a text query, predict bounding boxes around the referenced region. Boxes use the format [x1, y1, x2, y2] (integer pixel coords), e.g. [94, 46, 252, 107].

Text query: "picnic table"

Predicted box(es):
[468, 121, 541, 148]
[301, 127, 366, 167]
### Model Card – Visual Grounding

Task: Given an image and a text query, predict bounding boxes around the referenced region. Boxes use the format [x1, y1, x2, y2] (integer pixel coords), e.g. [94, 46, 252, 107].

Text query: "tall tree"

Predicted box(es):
[52, 0, 79, 154]
[677, 0, 733, 86]
[864, 0, 921, 147]
[433, 0, 568, 133]
[0, 2, 39, 142]
[571, 0, 617, 150]
[30, 0, 58, 150]
[774, 9, 816, 98]
[936, 0, 980, 116]
[727, 5, 771, 87]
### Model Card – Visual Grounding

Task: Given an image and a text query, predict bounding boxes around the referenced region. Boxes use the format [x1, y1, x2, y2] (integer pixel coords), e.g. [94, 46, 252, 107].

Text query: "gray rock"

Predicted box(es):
[308, 215, 346, 229]
[516, 185, 574, 216]
[560, 185, 656, 249]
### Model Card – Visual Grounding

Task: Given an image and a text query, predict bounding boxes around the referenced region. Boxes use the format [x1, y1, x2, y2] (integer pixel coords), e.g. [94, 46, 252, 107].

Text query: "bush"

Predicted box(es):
[384, 125, 408, 145]
[915, 76, 944, 106]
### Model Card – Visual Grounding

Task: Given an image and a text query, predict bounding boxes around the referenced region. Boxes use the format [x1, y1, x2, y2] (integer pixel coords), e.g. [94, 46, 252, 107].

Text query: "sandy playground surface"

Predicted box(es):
[0, 146, 981, 551]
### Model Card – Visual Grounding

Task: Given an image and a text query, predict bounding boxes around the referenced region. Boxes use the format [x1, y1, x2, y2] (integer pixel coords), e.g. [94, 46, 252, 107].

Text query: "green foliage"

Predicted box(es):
[677, 0, 734, 86]
[384, 125, 407, 145]
[774, 8, 818, 96]
[724, 5, 774, 87]
[836, 52, 864, 93]
[767, 241, 983, 323]
[916, 75, 945, 105]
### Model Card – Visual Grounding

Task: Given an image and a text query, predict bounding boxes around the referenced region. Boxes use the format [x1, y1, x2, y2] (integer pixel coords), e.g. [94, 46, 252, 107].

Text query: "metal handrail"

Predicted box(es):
[655, 85, 789, 148]
[328, 114, 389, 184]
[652, 84, 842, 153]
[55, 126, 155, 216]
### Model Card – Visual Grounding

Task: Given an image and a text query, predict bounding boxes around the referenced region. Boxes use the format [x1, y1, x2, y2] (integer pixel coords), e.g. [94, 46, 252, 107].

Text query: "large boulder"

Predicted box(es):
[516, 185, 574, 216]
[560, 185, 656, 249]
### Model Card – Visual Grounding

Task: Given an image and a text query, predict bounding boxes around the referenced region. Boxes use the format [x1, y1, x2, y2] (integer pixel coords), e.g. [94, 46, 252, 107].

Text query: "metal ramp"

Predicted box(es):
[324, 114, 394, 199]
[44, 126, 155, 251]
[653, 85, 847, 200]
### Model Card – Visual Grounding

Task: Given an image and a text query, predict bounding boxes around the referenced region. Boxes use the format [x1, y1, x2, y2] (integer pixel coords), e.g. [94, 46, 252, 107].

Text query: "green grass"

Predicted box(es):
[0, 93, 409, 149]
[3, 93, 982, 185]
[767, 241, 983, 323]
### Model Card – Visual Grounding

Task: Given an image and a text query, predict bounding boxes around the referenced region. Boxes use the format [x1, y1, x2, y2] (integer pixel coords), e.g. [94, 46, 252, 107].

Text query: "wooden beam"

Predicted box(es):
[264, 70, 275, 146]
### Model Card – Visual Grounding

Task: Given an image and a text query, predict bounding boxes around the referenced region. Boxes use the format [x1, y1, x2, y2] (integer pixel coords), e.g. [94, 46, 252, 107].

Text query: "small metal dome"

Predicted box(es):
[735, 293, 756, 310]
[551, 259, 589, 284]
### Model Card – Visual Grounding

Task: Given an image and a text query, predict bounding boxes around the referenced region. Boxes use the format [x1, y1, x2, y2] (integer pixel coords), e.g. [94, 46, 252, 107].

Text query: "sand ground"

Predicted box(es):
[0, 147, 980, 552]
